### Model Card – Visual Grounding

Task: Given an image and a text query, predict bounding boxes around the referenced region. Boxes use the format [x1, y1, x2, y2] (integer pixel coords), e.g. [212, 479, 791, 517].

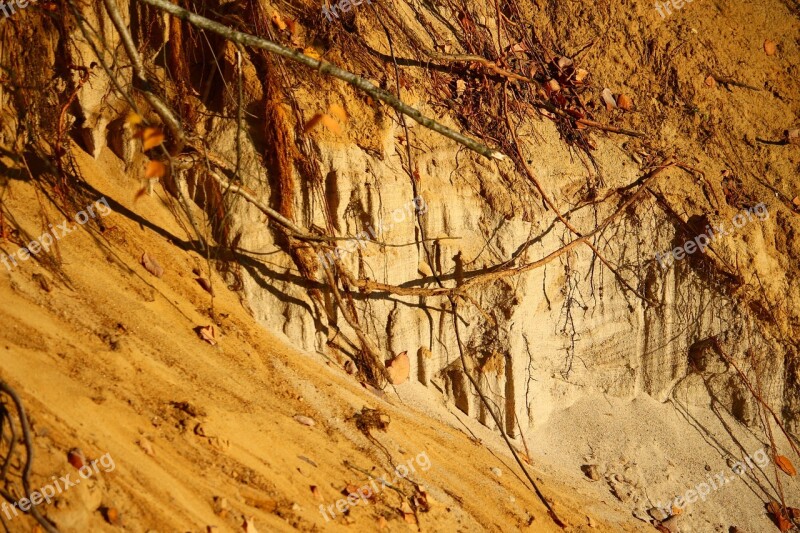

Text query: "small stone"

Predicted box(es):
[662, 516, 679, 532]
[648, 507, 669, 521]
[581, 464, 600, 481]
[490, 467, 502, 477]
[293, 415, 315, 427]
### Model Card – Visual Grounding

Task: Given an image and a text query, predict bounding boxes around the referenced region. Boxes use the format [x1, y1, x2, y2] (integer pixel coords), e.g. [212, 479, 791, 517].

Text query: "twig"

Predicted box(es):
[137, 0, 507, 162]
[711, 74, 761, 92]
[449, 296, 566, 528]
[0, 380, 59, 533]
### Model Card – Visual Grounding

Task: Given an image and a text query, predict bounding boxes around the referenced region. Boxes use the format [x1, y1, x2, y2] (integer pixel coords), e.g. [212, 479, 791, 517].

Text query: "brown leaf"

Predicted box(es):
[286, 18, 298, 35]
[145, 160, 166, 179]
[764, 39, 777, 56]
[574, 68, 589, 84]
[141, 127, 165, 150]
[616, 94, 633, 111]
[195, 325, 217, 346]
[775, 454, 797, 476]
[544, 79, 561, 93]
[271, 11, 287, 30]
[386, 351, 410, 385]
[141, 252, 164, 278]
[67, 448, 85, 469]
[101, 506, 120, 525]
[704, 75, 716, 88]
[303, 47, 321, 60]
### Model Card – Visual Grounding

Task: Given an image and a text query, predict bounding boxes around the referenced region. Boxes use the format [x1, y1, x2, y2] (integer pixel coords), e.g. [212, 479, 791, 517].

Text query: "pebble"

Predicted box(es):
[490, 467, 502, 477]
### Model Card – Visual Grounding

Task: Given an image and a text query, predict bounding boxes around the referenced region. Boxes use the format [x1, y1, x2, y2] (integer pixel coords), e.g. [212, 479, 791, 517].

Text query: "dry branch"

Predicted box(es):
[137, 0, 506, 162]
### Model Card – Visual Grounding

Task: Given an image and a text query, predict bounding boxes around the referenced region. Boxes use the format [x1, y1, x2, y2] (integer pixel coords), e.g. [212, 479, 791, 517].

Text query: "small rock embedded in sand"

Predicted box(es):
[661, 515, 679, 532]
[648, 507, 669, 521]
[581, 464, 600, 481]
[386, 351, 410, 384]
[490, 467, 502, 477]
[293, 415, 315, 427]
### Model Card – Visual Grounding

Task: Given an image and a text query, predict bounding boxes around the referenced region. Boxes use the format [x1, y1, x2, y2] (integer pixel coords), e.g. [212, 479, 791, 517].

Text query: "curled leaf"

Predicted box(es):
[141, 252, 164, 278]
[145, 160, 166, 179]
[775, 455, 797, 476]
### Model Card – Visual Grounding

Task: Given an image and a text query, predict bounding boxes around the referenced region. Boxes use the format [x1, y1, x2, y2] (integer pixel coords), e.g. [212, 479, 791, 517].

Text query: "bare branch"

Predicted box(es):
[136, 0, 507, 162]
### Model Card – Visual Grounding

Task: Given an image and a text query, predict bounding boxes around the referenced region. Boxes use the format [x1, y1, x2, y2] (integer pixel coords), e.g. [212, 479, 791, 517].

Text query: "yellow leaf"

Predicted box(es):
[145, 160, 166, 179]
[142, 127, 165, 150]
[303, 47, 321, 60]
[126, 112, 143, 127]
[328, 103, 348, 122]
[775, 455, 797, 476]
[271, 11, 287, 30]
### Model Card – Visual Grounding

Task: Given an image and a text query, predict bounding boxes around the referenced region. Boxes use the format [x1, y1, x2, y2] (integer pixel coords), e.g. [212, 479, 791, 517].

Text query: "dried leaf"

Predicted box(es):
[601, 88, 617, 110]
[303, 47, 321, 60]
[574, 68, 589, 84]
[67, 448, 85, 469]
[775, 455, 797, 476]
[271, 11, 287, 30]
[195, 325, 217, 346]
[286, 18, 298, 35]
[126, 112, 143, 128]
[145, 160, 166, 179]
[544, 79, 561, 93]
[328, 103, 348, 122]
[616, 94, 633, 111]
[764, 39, 777, 56]
[141, 252, 164, 278]
[386, 351, 410, 385]
[141, 127, 165, 150]
[704, 75, 716, 88]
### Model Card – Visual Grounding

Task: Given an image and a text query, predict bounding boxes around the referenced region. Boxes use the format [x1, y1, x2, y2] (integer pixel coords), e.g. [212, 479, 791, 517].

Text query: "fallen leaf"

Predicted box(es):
[294, 414, 316, 427]
[544, 79, 561, 93]
[195, 325, 217, 346]
[271, 11, 287, 30]
[574, 68, 589, 84]
[616, 94, 633, 111]
[145, 160, 166, 179]
[141, 127, 165, 150]
[310, 485, 324, 501]
[141, 252, 164, 278]
[303, 47, 321, 60]
[386, 351, 410, 385]
[286, 18, 298, 35]
[101, 506, 120, 525]
[764, 39, 777, 56]
[704, 75, 716, 88]
[792, 196, 800, 208]
[775, 455, 797, 476]
[401, 501, 416, 524]
[67, 448, 85, 469]
[126, 112, 143, 128]
[601, 88, 616, 110]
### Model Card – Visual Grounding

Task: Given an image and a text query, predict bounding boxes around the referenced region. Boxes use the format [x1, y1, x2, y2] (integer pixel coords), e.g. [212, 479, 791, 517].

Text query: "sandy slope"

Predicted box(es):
[0, 146, 647, 532]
